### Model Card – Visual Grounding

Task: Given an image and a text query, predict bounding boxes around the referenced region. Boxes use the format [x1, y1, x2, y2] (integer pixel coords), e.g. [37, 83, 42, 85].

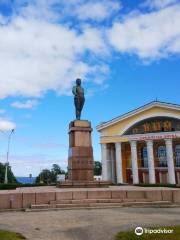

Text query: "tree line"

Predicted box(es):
[0, 161, 102, 184]
[36, 161, 102, 184]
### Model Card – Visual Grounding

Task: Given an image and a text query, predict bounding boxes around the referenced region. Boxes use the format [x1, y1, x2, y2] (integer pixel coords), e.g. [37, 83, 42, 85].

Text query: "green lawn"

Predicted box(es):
[0, 230, 25, 240]
[115, 226, 180, 240]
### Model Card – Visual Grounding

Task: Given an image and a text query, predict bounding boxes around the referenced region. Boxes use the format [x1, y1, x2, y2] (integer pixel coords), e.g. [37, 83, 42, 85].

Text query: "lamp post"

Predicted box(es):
[4, 129, 15, 184]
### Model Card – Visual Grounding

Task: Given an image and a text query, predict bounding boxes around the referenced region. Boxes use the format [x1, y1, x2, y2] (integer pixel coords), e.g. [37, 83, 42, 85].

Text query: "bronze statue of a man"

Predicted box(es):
[72, 78, 85, 120]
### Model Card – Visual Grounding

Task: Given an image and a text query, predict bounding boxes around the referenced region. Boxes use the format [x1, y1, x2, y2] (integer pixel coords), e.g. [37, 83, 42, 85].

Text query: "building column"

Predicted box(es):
[165, 139, 176, 184]
[130, 141, 139, 184]
[146, 140, 156, 184]
[101, 144, 112, 181]
[115, 142, 123, 184]
[110, 145, 116, 183]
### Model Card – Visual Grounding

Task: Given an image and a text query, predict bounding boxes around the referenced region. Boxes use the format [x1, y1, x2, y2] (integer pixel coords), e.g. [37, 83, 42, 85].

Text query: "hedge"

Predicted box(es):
[134, 183, 179, 188]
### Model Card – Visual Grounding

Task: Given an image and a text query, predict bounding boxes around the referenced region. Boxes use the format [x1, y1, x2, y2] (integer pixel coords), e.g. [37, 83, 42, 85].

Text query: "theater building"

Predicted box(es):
[96, 101, 180, 184]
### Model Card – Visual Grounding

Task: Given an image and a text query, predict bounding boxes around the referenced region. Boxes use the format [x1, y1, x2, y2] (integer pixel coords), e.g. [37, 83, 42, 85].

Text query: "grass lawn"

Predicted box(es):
[115, 226, 180, 240]
[0, 230, 25, 240]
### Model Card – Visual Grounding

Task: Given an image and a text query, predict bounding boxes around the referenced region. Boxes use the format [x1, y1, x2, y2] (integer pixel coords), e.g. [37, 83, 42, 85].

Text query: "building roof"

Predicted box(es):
[96, 101, 180, 131]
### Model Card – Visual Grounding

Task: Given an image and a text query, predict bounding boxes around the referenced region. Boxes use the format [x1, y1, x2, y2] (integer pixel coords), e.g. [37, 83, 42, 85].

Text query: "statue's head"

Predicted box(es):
[76, 78, 81, 86]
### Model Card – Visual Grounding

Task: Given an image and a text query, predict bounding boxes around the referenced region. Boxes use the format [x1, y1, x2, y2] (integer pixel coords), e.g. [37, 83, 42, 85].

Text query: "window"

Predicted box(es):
[141, 147, 148, 168]
[157, 146, 167, 167]
[175, 145, 180, 167]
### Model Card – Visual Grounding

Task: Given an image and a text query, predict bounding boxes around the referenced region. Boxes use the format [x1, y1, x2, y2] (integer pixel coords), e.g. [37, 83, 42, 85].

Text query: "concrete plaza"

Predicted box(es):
[0, 207, 180, 240]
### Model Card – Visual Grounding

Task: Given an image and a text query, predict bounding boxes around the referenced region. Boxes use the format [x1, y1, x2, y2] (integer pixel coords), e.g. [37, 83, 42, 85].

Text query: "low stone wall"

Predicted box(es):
[0, 188, 180, 210]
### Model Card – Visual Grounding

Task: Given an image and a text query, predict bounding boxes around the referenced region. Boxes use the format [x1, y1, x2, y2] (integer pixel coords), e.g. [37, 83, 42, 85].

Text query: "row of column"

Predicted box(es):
[101, 139, 176, 184]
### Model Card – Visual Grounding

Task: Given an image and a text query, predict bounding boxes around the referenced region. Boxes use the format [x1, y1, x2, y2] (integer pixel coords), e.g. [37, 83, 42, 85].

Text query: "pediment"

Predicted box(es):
[96, 101, 180, 136]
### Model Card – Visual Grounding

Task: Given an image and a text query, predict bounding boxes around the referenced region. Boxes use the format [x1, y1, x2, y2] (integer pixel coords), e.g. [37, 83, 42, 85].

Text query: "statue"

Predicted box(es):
[72, 78, 85, 120]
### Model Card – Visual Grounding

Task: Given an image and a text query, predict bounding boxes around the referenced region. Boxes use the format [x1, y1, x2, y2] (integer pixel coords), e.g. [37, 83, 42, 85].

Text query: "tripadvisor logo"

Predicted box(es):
[135, 226, 174, 236]
[135, 227, 143, 236]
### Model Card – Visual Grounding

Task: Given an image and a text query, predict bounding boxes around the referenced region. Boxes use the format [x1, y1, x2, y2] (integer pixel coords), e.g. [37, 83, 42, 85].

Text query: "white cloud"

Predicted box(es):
[74, 1, 121, 21]
[0, 15, 108, 98]
[144, 0, 178, 9]
[0, 119, 16, 131]
[107, 3, 180, 60]
[18, 0, 121, 22]
[0, 0, 179, 101]
[15, 0, 61, 22]
[11, 99, 38, 109]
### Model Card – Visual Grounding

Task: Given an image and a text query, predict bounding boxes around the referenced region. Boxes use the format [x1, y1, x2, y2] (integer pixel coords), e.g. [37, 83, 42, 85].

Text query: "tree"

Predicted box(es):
[0, 162, 17, 183]
[51, 164, 65, 175]
[51, 164, 66, 182]
[36, 169, 52, 184]
[94, 161, 102, 176]
[36, 164, 66, 184]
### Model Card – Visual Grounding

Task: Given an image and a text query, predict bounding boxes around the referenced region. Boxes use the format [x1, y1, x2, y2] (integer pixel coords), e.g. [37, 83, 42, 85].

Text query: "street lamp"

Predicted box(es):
[4, 129, 15, 184]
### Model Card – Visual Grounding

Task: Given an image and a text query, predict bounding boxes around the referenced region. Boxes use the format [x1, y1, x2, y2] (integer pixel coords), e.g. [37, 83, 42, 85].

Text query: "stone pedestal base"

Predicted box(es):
[68, 120, 94, 181]
[57, 120, 111, 188]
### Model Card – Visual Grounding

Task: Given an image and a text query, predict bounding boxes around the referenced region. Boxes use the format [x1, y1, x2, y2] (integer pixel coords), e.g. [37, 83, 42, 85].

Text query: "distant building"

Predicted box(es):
[97, 101, 180, 184]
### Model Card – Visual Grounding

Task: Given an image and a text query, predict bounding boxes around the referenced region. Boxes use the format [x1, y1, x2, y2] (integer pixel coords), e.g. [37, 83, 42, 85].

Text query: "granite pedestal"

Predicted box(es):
[57, 120, 111, 188]
[68, 120, 94, 181]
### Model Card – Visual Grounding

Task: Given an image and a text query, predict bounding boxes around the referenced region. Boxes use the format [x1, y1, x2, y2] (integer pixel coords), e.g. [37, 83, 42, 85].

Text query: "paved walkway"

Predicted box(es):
[0, 207, 180, 240]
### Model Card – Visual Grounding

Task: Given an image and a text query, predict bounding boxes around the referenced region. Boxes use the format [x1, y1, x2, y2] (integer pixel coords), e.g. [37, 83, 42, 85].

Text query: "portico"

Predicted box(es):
[97, 101, 180, 185]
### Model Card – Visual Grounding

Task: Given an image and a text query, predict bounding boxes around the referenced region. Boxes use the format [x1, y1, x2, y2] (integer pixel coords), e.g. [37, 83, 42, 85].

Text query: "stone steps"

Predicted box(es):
[54, 201, 171, 208]
[1, 188, 180, 210]
[49, 198, 151, 205]
[30, 200, 172, 210]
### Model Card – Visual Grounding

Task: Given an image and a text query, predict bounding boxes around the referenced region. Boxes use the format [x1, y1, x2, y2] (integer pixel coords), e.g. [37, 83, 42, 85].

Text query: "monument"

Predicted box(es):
[69, 78, 94, 181]
[58, 78, 110, 187]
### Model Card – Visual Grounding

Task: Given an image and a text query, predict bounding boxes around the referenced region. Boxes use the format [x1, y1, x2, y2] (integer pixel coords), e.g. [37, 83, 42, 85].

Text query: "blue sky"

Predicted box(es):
[0, 0, 179, 177]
